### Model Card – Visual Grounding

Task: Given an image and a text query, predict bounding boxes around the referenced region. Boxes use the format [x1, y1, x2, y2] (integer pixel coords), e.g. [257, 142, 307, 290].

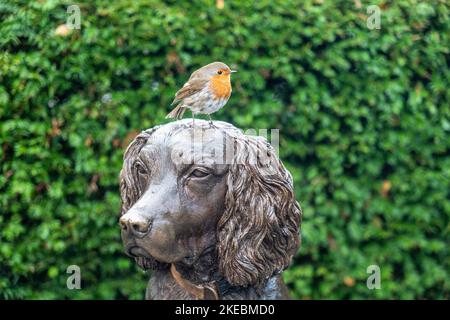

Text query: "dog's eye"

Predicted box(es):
[190, 169, 210, 178]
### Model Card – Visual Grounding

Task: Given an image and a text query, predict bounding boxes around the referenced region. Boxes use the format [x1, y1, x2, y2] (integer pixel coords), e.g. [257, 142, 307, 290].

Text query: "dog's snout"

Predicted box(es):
[131, 220, 151, 234]
[120, 214, 152, 237]
[119, 216, 128, 231]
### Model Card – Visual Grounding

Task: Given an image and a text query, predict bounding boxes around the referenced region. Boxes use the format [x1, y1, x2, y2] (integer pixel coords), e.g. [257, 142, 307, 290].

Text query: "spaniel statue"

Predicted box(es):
[119, 119, 302, 300]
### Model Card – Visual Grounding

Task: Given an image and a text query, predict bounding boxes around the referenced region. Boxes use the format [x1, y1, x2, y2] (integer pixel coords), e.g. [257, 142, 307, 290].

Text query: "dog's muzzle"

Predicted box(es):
[125, 245, 152, 259]
[119, 214, 153, 238]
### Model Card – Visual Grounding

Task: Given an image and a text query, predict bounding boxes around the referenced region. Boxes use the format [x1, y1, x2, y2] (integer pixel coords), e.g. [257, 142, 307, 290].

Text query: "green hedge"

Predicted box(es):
[1, 0, 448, 299]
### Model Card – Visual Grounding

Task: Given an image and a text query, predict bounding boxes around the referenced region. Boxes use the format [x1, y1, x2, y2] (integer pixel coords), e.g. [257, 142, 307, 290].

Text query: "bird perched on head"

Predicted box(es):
[166, 61, 236, 126]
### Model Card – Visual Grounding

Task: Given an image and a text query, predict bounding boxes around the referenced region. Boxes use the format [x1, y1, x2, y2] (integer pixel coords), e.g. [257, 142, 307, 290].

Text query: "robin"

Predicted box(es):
[166, 61, 237, 126]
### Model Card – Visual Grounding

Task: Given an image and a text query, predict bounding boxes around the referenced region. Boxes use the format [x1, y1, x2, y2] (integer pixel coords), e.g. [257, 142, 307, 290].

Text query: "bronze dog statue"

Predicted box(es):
[119, 120, 301, 299]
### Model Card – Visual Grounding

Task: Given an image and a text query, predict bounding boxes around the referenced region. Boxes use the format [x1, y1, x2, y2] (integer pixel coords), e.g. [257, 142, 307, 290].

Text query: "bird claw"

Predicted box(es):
[208, 121, 218, 129]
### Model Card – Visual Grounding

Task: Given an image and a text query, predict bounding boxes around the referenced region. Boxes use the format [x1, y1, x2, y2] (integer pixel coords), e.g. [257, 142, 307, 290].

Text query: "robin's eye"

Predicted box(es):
[217, 70, 223, 75]
[190, 169, 210, 178]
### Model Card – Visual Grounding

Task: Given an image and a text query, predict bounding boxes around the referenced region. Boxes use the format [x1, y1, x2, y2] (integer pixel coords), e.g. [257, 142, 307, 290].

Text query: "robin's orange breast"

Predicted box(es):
[209, 74, 232, 100]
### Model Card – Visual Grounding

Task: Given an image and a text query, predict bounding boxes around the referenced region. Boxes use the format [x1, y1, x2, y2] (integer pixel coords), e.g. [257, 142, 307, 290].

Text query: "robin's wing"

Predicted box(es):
[171, 71, 208, 105]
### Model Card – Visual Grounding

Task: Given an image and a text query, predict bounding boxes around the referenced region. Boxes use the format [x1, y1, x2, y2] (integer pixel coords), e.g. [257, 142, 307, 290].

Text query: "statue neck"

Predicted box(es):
[170, 245, 235, 299]
[174, 245, 221, 284]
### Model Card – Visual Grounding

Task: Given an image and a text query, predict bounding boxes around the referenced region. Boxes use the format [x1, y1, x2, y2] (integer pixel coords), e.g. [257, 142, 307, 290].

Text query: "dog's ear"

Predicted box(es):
[217, 135, 302, 287]
[120, 127, 160, 215]
[120, 127, 166, 270]
[120, 132, 151, 215]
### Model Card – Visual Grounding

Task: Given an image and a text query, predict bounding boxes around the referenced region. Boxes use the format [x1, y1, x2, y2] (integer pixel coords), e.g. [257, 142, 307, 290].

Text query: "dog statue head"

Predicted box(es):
[119, 120, 301, 288]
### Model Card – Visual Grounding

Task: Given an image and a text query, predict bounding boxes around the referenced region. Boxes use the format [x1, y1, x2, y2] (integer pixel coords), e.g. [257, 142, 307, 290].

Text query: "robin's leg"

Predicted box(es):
[208, 114, 218, 128]
[191, 111, 195, 127]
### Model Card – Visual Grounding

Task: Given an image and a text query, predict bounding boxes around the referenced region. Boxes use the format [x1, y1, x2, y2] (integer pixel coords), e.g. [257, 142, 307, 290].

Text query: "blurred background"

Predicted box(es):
[0, 0, 448, 299]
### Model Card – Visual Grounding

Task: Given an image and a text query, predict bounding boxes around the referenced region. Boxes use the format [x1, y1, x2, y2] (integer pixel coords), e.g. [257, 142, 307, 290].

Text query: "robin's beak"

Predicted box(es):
[230, 70, 237, 73]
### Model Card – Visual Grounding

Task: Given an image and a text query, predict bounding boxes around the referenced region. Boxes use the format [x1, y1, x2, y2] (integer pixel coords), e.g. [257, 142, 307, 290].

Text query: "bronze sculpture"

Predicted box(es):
[119, 120, 302, 299]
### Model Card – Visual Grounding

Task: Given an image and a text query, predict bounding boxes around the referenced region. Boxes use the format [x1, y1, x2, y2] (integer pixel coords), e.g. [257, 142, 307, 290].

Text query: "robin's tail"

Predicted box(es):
[166, 104, 186, 120]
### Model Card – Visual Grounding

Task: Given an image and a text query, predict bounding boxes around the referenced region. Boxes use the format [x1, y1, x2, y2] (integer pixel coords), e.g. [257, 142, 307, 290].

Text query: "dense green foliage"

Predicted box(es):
[0, 0, 449, 299]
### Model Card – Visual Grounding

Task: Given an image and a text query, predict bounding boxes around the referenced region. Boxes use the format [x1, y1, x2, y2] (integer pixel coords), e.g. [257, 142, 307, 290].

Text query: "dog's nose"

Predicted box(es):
[119, 215, 152, 237]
